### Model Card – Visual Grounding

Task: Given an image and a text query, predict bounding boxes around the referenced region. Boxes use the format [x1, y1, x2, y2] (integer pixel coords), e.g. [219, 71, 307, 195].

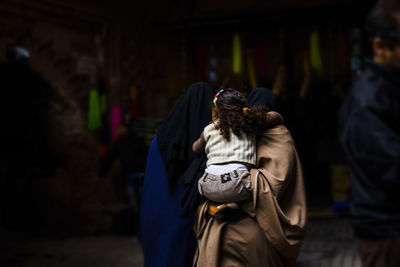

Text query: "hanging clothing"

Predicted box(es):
[141, 82, 215, 267]
[88, 89, 102, 131]
[110, 105, 122, 142]
[232, 33, 242, 74]
[257, 40, 269, 78]
[309, 30, 323, 74]
[247, 57, 257, 88]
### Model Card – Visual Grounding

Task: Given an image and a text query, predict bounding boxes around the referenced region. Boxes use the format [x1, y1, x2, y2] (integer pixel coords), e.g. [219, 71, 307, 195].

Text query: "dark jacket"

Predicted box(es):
[338, 60, 400, 239]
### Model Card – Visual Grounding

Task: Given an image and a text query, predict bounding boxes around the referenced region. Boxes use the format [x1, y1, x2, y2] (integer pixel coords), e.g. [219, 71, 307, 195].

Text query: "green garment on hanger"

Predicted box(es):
[88, 89, 102, 131]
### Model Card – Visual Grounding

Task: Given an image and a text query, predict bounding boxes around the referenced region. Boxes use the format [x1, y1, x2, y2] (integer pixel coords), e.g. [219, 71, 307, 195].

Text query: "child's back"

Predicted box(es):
[193, 88, 263, 204]
[203, 122, 255, 167]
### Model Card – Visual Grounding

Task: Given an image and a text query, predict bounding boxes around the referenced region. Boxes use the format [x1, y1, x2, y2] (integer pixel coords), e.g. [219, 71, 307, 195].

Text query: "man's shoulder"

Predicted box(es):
[338, 71, 378, 127]
[348, 69, 385, 108]
[353, 69, 378, 91]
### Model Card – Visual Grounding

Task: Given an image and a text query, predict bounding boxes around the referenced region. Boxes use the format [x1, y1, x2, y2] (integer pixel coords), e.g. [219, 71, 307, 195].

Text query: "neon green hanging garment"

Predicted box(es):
[309, 30, 323, 74]
[232, 33, 242, 74]
[88, 89, 102, 131]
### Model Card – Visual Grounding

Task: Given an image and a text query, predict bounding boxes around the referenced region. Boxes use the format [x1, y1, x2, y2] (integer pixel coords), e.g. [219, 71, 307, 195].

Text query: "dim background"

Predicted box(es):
[0, 0, 377, 266]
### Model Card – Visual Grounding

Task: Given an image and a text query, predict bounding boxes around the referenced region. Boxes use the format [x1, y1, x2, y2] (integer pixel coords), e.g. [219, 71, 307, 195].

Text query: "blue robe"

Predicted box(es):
[140, 136, 197, 267]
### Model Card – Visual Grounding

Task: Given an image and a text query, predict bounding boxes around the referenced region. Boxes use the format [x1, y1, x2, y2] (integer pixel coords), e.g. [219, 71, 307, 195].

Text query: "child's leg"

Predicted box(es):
[226, 202, 239, 209]
[209, 202, 239, 217]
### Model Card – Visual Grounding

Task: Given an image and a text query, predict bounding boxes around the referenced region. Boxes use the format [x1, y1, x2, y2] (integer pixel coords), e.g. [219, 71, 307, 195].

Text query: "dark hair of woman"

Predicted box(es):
[212, 88, 270, 140]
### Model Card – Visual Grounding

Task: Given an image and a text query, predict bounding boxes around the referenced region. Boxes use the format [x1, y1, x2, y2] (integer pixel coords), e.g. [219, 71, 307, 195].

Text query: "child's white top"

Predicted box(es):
[203, 122, 256, 167]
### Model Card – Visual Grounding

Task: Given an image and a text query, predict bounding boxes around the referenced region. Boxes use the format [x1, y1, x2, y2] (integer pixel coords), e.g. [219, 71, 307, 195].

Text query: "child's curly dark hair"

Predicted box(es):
[213, 88, 270, 140]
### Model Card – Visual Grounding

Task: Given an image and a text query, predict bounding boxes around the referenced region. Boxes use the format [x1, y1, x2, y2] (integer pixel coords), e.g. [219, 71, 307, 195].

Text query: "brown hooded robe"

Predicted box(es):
[193, 112, 306, 267]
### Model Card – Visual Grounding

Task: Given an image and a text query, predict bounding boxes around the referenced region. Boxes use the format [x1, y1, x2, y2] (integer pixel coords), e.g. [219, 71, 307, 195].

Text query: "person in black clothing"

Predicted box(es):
[0, 44, 55, 228]
[141, 82, 215, 267]
[99, 123, 147, 216]
[338, 1, 400, 266]
[246, 87, 277, 111]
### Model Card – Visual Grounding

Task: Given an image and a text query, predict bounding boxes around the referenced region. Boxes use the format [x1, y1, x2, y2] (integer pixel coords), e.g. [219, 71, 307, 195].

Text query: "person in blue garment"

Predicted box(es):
[140, 82, 215, 267]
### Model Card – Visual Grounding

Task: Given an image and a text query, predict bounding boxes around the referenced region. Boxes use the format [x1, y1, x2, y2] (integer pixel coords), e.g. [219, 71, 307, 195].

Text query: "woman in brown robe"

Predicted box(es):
[193, 98, 306, 266]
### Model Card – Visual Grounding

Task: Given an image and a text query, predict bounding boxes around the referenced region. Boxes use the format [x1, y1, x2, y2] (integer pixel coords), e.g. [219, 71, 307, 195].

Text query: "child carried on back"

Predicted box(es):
[193, 88, 268, 216]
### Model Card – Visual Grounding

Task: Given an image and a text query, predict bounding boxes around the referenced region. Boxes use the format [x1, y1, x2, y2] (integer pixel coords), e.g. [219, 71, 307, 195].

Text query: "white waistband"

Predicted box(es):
[205, 163, 248, 175]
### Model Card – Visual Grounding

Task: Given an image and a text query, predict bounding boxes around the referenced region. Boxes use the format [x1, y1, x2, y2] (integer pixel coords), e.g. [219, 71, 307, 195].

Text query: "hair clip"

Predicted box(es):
[213, 89, 224, 104]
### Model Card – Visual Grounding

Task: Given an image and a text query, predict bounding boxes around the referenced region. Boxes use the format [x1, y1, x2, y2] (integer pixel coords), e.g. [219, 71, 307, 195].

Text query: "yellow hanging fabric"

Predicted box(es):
[309, 30, 323, 74]
[232, 33, 242, 74]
